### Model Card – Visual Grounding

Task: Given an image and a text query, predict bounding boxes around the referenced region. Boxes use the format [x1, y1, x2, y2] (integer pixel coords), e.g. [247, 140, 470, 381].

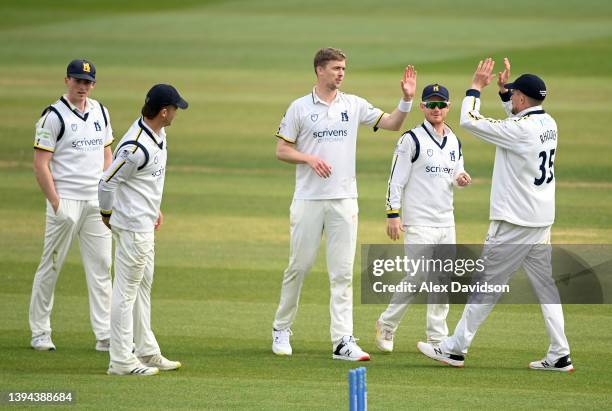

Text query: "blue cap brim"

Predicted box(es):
[503, 82, 515, 89]
[176, 97, 188, 109]
[69, 73, 96, 82]
[422, 92, 449, 101]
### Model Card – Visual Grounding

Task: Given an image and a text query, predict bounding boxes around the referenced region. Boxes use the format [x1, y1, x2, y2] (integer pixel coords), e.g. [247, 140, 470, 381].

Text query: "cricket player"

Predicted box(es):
[99, 84, 188, 376]
[417, 58, 573, 372]
[30, 59, 113, 352]
[272, 47, 416, 361]
[375, 84, 471, 353]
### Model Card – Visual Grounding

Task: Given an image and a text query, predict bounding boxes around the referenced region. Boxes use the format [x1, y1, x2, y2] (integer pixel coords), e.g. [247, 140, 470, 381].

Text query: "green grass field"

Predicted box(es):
[1, 1, 611, 409]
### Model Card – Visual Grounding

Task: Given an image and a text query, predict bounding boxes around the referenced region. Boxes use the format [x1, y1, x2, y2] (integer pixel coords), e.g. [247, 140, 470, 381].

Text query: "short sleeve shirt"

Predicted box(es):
[34, 96, 113, 200]
[276, 89, 384, 199]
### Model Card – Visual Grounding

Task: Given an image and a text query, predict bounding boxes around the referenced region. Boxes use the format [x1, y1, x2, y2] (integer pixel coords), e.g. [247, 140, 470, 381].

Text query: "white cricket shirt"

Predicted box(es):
[275, 88, 384, 199]
[34, 96, 113, 200]
[460, 90, 557, 227]
[386, 120, 464, 226]
[98, 118, 167, 232]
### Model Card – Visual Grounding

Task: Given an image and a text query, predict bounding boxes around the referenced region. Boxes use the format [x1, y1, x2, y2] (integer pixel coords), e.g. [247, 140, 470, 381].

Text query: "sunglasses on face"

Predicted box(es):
[423, 101, 449, 109]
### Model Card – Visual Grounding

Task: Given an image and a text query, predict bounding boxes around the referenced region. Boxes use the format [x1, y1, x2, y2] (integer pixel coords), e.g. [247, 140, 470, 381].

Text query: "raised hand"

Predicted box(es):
[400, 65, 417, 101]
[497, 57, 511, 93]
[471, 58, 495, 91]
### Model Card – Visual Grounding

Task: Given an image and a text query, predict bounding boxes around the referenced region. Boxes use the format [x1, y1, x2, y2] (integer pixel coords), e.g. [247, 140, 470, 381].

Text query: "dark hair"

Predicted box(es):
[141, 103, 177, 119]
[313, 47, 346, 73]
[141, 103, 160, 119]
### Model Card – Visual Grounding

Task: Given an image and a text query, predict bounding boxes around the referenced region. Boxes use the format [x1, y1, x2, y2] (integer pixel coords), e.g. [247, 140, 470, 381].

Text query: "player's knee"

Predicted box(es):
[284, 262, 313, 279]
[329, 271, 353, 287]
[89, 254, 112, 274]
[100, 254, 112, 272]
[287, 253, 318, 273]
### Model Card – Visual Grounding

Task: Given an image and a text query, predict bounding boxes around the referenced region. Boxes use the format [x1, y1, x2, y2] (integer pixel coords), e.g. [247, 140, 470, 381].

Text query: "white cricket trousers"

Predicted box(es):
[29, 198, 112, 340]
[442, 220, 571, 361]
[109, 227, 160, 367]
[378, 225, 455, 343]
[273, 198, 358, 345]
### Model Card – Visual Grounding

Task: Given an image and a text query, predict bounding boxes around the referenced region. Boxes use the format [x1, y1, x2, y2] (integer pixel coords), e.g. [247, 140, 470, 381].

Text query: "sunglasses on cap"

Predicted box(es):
[423, 101, 449, 109]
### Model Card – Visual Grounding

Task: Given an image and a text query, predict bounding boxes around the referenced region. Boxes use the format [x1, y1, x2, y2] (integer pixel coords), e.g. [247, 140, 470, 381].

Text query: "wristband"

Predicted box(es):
[386, 210, 400, 219]
[100, 209, 112, 217]
[466, 89, 481, 98]
[499, 91, 512, 102]
[398, 99, 412, 113]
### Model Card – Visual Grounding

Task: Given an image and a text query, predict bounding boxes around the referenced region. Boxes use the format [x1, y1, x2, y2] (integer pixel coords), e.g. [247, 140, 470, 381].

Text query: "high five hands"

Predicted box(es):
[497, 57, 511, 93]
[471, 57, 512, 92]
[470, 58, 496, 91]
[400, 65, 417, 101]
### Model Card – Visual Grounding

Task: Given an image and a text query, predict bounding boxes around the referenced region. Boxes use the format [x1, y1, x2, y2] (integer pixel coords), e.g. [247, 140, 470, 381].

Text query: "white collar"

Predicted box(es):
[62, 94, 90, 114]
[515, 105, 544, 117]
[139, 117, 165, 146]
[311, 87, 342, 106]
[423, 119, 450, 138]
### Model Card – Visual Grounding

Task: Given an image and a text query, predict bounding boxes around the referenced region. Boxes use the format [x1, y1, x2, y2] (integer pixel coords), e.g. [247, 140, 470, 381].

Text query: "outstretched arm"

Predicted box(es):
[460, 58, 527, 150]
[376, 65, 417, 131]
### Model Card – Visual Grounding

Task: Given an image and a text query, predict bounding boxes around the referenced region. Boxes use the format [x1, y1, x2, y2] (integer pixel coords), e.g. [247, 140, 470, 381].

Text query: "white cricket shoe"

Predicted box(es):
[417, 341, 464, 367]
[138, 354, 182, 371]
[107, 363, 159, 376]
[375, 320, 394, 353]
[95, 339, 110, 352]
[333, 336, 370, 361]
[272, 329, 292, 356]
[31, 333, 56, 351]
[529, 354, 574, 372]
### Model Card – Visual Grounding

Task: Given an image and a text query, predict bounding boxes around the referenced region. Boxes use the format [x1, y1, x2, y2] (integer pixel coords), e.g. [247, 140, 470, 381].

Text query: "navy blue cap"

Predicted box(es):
[422, 84, 449, 101]
[67, 59, 96, 82]
[145, 84, 188, 110]
[505, 74, 547, 101]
